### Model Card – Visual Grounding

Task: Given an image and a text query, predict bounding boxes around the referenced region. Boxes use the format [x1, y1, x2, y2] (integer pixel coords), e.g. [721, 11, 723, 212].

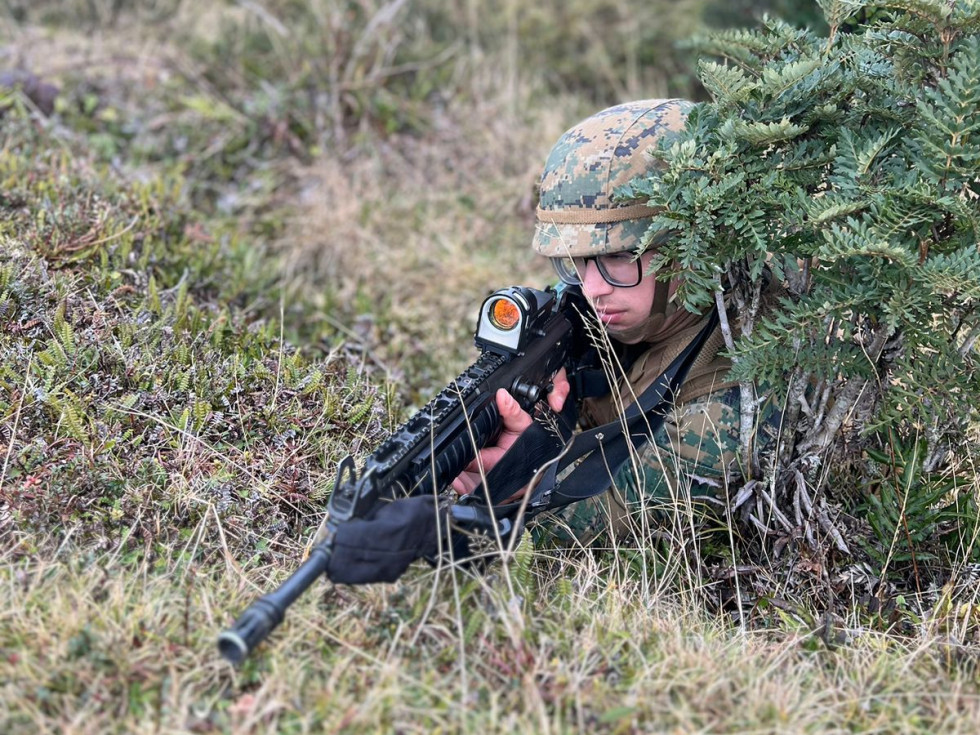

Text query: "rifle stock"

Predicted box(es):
[218, 285, 586, 663]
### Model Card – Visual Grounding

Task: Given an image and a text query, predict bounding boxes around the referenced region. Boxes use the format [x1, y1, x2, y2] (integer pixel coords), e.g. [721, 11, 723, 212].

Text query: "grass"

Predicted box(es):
[4, 547, 980, 732]
[2, 1, 980, 732]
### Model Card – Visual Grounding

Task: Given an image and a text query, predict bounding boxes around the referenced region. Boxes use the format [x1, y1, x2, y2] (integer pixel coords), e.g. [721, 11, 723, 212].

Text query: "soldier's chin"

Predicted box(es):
[604, 323, 644, 345]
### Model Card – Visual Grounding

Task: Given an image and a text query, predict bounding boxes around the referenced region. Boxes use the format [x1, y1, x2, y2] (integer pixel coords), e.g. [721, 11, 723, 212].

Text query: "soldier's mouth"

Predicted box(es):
[598, 309, 625, 325]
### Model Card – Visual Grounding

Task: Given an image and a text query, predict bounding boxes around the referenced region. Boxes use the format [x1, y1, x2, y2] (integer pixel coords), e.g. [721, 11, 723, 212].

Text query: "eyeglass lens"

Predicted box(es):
[553, 253, 642, 288]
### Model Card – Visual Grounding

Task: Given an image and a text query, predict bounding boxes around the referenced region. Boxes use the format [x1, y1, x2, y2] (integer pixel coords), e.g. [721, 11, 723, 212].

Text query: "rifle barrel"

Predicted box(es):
[217, 545, 332, 664]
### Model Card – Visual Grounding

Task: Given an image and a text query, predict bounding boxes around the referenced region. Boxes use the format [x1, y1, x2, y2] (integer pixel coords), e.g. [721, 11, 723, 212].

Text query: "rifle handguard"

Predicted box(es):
[217, 285, 589, 663]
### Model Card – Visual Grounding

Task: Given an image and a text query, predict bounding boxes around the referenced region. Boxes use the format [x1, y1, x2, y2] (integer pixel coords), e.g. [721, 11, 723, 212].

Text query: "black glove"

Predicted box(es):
[326, 495, 447, 584]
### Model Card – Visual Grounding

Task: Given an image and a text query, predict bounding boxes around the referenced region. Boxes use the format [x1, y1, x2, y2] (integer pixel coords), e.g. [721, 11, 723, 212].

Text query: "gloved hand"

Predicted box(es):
[326, 495, 446, 584]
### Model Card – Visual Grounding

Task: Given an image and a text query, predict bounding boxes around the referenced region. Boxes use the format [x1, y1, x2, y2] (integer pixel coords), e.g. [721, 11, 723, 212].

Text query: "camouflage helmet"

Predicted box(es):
[532, 99, 693, 258]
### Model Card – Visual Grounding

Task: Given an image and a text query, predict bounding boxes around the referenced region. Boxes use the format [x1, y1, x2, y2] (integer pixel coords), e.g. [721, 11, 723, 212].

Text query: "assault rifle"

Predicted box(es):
[218, 284, 589, 664]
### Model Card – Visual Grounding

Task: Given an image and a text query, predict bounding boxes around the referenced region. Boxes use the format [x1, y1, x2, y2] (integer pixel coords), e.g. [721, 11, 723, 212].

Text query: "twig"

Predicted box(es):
[715, 287, 760, 478]
[794, 470, 816, 547]
[776, 366, 809, 468]
[959, 319, 980, 358]
[732, 480, 757, 511]
[0, 354, 30, 494]
[757, 482, 794, 533]
[744, 509, 770, 535]
[815, 497, 850, 554]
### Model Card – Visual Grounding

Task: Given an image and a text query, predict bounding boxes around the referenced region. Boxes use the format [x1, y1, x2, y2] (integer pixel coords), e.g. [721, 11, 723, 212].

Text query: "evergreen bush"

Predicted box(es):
[628, 0, 980, 592]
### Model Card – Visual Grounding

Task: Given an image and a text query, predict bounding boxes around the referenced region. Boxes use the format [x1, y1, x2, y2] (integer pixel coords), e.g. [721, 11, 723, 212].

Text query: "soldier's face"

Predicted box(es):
[579, 251, 660, 344]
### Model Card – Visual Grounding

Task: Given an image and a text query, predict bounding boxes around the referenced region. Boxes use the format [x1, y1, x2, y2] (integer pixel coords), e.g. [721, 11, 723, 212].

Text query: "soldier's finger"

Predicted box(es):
[496, 388, 533, 434]
[547, 367, 570, 412]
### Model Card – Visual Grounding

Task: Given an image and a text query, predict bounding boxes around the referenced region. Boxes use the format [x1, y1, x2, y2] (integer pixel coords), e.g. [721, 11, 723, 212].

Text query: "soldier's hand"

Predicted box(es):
[451, 368, 569, 496]
[544, 366, 571, 415]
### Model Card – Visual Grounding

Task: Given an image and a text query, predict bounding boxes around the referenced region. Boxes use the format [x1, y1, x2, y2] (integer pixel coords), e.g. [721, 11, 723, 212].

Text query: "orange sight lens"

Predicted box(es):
[488, 298, 521, 330]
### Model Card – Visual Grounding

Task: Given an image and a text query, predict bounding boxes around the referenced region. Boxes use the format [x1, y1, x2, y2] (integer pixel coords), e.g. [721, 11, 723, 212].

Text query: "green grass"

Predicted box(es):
[2, 2, 980, 733]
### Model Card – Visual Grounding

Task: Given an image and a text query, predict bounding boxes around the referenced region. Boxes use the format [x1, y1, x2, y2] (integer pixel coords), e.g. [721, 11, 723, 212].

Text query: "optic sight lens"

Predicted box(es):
[488, 298, 521, 330]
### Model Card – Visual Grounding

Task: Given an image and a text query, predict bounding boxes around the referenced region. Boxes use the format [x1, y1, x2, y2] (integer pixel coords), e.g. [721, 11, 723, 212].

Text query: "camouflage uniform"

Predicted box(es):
[548, 366, 759, 546]
[540, 322, 767, 546]
[528, 99, 776, 545]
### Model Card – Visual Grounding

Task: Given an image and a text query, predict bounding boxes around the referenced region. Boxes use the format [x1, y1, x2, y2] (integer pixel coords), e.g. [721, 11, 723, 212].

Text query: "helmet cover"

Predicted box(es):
[532, 98, 692, 258]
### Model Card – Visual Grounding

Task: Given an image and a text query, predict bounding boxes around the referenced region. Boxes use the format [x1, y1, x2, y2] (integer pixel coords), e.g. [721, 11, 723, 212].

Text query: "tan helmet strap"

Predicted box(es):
[536, 203, 657, 225]
[651, 270, 669, 316]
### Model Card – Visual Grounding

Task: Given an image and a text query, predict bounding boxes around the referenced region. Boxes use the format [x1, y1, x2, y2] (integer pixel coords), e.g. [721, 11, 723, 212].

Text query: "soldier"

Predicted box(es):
[453, 99, 766, 544]
[221, 100, 766, 647]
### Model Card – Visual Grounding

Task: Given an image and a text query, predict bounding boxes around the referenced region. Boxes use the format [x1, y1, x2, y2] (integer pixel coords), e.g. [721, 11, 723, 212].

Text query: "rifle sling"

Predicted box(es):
[526, 306, 720, 514]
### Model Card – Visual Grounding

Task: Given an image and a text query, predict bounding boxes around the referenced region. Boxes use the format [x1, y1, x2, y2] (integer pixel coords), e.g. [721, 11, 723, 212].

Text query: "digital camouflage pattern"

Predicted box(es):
[534, 386, 740, 546]
[535, 385, 781, 546]
[527, 99, 781, 545]
[532, 98, 693, 259]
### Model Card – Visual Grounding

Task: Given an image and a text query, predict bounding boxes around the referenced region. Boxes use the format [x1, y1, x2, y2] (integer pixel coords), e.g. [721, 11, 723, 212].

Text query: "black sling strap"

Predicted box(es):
[510, 306, 720, 517]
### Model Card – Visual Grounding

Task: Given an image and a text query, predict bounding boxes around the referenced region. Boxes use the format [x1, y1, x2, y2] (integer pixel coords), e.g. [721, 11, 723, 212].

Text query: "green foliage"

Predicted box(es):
[4, 4, 980, 732]
[862, 435, 980, 568]
[628, 1, 980, 582]
[0, 104, 393, 560]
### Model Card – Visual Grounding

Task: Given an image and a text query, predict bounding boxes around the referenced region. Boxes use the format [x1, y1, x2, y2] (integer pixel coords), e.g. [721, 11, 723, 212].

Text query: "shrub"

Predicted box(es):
[628, 0, 980, 589]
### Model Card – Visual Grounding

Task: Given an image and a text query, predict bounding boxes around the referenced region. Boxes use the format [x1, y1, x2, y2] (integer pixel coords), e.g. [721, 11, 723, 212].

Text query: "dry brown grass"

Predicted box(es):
[4, 544, 980, 733]
[277, 88, 582, 400]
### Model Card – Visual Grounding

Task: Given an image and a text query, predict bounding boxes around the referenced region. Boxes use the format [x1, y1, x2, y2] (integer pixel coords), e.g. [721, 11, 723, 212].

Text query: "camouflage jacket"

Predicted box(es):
[541, 314, 778, 544]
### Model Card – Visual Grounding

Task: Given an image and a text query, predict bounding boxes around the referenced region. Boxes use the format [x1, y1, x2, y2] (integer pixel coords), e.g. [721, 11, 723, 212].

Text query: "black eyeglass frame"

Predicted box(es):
[552, 252, 645, 289]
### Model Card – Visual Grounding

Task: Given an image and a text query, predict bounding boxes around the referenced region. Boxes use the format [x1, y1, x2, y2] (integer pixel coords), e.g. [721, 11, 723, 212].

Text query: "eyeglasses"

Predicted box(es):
[552, 252, 644, 288]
